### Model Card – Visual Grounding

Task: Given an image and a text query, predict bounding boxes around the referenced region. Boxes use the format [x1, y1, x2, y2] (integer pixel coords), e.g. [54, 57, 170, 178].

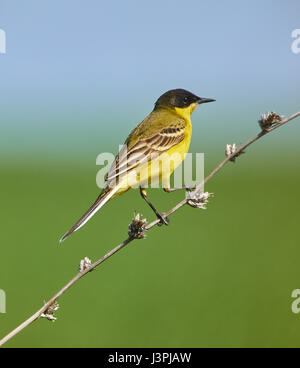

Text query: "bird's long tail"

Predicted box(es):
[59, 185, 119, 243]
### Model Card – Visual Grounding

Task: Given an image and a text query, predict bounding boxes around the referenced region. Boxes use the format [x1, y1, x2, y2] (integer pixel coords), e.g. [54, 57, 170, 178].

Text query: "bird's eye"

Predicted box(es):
[183, 96, 188, 103]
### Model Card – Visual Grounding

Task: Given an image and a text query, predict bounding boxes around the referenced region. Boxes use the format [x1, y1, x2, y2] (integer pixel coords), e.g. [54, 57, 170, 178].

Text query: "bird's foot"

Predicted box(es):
[164, 186, 196, 193]
[156, 212, 170, 226]
[185, 186, 197, 192]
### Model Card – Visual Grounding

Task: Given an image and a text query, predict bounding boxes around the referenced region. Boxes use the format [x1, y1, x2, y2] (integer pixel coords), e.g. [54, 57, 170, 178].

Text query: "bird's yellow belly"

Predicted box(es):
[117, 123, 192, 191]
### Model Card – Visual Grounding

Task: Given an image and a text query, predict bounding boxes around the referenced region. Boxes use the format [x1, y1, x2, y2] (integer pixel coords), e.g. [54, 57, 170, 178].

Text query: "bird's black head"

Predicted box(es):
[154, 88, 215, 110]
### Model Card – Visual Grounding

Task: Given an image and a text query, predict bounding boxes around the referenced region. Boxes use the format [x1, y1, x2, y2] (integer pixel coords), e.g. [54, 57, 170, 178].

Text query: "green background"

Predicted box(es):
[1, 0, 300, 347]
[1, 125, 300, 348]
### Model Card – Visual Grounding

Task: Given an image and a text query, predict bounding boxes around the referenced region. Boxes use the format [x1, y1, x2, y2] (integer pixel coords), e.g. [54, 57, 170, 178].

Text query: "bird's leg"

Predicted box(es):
[163, 177, 196, 193]
[139, 187, 169, 226]
[163, 186, 196, 193]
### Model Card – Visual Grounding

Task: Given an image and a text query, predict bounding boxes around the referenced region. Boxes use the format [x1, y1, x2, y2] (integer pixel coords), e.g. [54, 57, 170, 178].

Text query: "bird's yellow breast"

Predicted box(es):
[116, 105, 194, 192]
[136, 109, 192, 188]
[173, 104, 194, 153]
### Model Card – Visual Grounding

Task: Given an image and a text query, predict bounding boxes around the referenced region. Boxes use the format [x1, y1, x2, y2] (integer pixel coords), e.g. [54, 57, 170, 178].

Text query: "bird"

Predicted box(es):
[60, 89, 215, 242]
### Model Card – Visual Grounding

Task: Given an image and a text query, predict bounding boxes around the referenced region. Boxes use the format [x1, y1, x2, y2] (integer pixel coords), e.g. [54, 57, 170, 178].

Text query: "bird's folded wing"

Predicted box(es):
[105, 125, 185, 183]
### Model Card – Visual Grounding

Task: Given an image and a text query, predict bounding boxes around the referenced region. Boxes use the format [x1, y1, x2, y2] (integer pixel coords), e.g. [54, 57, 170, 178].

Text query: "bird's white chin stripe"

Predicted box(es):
[75, 184, 120, 232]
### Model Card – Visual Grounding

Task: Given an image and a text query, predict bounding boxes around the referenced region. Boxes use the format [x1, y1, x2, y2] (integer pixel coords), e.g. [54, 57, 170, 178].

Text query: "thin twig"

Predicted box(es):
[0, 111, 299, 347]
[0, 237, 133, 346]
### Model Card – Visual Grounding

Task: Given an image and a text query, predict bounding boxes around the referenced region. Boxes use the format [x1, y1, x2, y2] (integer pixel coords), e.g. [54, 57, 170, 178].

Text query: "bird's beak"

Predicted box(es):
[197, 97, 216, 104]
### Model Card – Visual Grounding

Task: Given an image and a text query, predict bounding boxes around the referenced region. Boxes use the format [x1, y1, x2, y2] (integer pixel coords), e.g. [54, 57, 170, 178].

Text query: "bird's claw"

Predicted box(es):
[157, 213, 170, 226]
[185, 186, 196, 192]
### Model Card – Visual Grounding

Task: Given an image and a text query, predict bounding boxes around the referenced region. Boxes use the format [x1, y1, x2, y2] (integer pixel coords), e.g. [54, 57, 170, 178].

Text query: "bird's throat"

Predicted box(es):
[174, 102, 198, 120]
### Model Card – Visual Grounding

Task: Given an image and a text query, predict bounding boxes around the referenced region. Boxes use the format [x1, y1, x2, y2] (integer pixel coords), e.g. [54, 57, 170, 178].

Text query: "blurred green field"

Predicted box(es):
[1, 141, 300, 348]
[1, 0, 300, 349]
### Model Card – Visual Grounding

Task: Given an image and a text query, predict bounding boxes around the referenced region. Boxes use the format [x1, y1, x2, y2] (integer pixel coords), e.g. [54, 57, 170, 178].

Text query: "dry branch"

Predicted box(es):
[0, 110, 299, 347]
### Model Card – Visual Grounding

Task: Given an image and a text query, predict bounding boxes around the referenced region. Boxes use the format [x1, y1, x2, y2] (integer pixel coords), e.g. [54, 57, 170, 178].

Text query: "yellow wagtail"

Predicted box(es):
[60, 89, 215, 242]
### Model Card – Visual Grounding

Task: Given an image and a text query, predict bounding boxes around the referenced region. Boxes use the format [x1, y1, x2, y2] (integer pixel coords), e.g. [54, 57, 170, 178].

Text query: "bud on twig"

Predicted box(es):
[128, 213, 147, 239]
[225, 143, 245, 162]
[40, 301, 59, 322]
[258, 112, 283, 132]
[225, 143, 237, 157]
[187, 190, 213, 209]
[79, 257, 92, 273]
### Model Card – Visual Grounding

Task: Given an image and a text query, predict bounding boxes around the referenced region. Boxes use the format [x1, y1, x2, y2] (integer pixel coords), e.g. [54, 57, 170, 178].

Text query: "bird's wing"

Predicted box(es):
[105, 114, 186, 183]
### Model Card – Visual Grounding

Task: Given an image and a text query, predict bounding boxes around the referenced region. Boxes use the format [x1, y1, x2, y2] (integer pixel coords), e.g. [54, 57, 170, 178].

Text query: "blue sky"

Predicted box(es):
[1, 0, 299, 159]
